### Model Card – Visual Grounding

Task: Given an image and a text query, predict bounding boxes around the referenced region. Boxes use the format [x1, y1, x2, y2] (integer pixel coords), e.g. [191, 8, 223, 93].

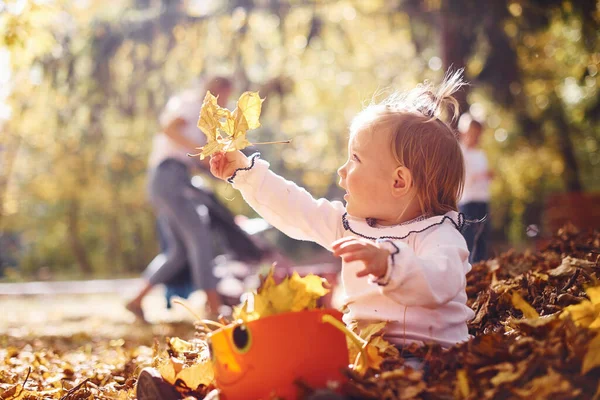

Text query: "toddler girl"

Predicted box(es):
[210, 72, 475, 348]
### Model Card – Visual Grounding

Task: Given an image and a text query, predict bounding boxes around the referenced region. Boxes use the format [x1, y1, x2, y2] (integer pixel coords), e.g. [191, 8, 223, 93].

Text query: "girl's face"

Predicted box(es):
[337, 127, 400, 221]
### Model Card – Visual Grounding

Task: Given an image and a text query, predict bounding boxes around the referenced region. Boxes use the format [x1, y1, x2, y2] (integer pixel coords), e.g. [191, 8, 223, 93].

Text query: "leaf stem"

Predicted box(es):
[172, 299, 226, 329]
[252, 139, 292, 145]
[321, 314, 368, 372]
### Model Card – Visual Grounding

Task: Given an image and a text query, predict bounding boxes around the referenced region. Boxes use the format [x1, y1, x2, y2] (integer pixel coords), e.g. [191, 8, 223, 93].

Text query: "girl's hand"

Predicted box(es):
[210, 151, 251, 181]
[331, 237, 390, 279]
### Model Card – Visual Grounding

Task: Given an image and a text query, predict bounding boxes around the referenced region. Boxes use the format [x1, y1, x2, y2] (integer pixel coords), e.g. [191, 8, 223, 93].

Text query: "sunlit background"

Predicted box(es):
[1, 0, 599, 282]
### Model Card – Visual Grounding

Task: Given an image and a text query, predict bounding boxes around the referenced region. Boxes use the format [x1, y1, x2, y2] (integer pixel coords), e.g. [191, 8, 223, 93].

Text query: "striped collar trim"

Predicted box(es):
[342, 211, 467, 241]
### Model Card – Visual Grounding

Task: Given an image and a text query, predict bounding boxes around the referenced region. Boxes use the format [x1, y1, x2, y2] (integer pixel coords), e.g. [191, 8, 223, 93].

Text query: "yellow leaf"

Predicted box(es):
[582, 333, 600, 375]
[363, 343, 384, 371]
[196, 140, 224, 161]
[197, 92, 228, 142]
[511, 292, 539, 319]
[561, 286, 600, 328]
[236, 91, 263, 130]
[232, 268, 329, 322]
[359, 321, 387, 341]
[346, 321, 397, 375]
[587, 287, 600, 304]
[456, 369, 470, 399]
[176, 362, 214, 389]
[157, 360, 177, 385]
[169, 337, 194, 354]
[195, 91, 264, 160]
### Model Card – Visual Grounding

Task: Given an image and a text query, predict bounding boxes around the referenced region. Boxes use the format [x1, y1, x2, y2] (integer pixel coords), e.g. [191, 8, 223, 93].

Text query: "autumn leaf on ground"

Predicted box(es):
[455, 369, 470, 399]
[582, 333, 600, 375]
[561, 286, 600, 329]
[157, 339, 214, 391]
[511, 291, 540, 319]
[193, 91, 265, 160]
[344, 321, 398, 375]
[232, 268, 330, 322]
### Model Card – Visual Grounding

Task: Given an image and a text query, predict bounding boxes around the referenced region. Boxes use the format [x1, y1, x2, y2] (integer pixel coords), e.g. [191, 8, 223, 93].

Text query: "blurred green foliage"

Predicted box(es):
[0, 0, 598, 278]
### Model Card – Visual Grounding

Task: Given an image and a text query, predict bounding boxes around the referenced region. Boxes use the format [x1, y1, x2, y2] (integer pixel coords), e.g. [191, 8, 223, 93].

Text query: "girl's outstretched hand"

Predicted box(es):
[210, 151, 251, 181]
[331, 237, 390, 279]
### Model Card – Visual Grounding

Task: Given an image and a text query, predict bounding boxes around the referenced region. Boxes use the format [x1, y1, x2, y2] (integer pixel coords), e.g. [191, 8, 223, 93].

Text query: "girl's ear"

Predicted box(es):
[391, 166, 413, 197]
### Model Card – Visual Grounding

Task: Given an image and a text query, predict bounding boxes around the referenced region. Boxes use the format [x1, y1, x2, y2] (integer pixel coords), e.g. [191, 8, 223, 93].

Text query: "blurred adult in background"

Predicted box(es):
[458, 115, 493, 264]
[126, 76, 263, 321]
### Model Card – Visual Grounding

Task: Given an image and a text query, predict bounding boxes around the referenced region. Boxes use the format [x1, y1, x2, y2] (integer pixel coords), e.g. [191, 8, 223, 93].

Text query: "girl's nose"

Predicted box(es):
[337, 163, 346, 179]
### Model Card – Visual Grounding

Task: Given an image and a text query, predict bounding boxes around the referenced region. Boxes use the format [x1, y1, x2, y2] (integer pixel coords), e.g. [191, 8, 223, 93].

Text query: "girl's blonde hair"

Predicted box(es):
[351, 70, 467, 216]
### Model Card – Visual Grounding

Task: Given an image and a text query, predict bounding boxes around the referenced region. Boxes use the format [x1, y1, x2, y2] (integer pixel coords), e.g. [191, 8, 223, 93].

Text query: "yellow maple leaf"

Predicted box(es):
[232, 268, 330, 322]
[194, 91, 264, 159]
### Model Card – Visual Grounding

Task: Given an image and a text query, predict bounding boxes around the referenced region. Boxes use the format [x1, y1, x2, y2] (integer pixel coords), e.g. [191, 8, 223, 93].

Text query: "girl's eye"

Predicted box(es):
[353, 154, 360, 162]
[231, 324, 252, 353]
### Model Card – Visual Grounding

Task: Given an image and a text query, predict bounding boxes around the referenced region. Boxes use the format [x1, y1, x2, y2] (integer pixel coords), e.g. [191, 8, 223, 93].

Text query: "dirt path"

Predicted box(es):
[0, 281, 210, 343]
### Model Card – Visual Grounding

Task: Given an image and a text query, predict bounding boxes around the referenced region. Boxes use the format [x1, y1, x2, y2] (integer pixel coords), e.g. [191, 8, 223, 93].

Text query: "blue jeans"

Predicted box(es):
[144, 159, 218, 291]
[459, 202, 489, 263]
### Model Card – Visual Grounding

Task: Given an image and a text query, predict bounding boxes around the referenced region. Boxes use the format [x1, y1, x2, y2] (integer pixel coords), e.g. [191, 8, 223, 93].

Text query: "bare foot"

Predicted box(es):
[126, 301, 148, 323]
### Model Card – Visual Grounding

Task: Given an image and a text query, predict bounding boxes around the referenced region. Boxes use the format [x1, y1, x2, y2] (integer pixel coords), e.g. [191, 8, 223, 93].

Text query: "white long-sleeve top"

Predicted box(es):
[230, 155, 475, 348]
[459, 145, 491, 204]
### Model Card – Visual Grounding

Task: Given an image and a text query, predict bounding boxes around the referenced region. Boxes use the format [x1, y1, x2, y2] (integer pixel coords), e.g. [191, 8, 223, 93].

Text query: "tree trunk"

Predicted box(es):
[554, 106, 583, 192]
[67, 199, 94, 275]
[0, 135, 20, 228]
[440, 5, 470, 119]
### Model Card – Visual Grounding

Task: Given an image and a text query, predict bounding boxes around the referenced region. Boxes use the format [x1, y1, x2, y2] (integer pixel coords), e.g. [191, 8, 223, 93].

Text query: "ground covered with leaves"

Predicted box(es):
[1, 225, 599, 399]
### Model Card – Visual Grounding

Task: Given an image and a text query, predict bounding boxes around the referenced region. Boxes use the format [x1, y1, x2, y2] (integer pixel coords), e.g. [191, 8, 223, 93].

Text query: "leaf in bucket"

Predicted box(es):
[232, 268, 330, 322]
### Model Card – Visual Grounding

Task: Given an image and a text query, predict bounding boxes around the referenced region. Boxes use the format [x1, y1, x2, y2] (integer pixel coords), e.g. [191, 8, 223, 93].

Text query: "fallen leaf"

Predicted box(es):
[561, 286, 600, 329]
[176, 362, 214, 390]
[455, 369, 470, 399]
[511, 291, 539, 319]
[582, 333, 600, 375]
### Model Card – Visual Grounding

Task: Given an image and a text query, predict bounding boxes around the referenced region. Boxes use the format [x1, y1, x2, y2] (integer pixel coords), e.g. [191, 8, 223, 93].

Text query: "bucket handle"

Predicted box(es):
[321, 314, 368, 373]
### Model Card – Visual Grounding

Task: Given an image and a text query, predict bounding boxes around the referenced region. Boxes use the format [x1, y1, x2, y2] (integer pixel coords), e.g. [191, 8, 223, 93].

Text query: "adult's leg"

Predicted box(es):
[164, 187, 222, 313]
[127, 161, 196, 320]
[471, 202, 489, 263]
[459, 202, 476, 260]
[127, 213, 188, 319]
[460, 202, 489, 264]
[145, 161, 223, 314]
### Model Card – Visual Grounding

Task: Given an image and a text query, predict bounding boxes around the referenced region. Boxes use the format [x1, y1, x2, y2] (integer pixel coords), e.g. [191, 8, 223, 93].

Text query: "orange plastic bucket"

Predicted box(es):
[208, 309, 348, 400]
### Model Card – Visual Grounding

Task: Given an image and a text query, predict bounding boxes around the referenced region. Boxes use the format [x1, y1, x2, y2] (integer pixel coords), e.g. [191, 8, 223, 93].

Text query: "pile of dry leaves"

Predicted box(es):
[1, 224, 598, 400]
[346, 224, 600, 399]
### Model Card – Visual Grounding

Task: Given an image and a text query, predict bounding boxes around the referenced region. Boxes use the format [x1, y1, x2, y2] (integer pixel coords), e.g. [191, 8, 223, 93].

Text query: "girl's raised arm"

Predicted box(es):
[211, 151, 345, 250]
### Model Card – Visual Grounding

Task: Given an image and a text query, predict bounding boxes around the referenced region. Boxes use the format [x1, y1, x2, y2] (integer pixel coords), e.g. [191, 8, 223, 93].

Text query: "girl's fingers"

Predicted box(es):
[331, 236, 359, 250]
[340, 249, 369, 263]
[355, 268, 371, 278]
[332, 242, 365, 257]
